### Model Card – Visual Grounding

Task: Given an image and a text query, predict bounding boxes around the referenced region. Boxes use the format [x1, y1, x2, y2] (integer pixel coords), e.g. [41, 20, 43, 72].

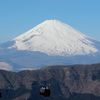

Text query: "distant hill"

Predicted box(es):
[0, 63, 100, 100]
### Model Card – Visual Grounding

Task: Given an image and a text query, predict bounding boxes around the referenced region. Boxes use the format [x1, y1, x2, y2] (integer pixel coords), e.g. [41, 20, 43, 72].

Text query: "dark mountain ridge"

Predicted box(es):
[0, 63, 100, 100]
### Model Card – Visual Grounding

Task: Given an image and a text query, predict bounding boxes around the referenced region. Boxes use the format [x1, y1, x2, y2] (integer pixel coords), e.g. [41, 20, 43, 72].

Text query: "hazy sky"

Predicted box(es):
[0, 0, 100, 43]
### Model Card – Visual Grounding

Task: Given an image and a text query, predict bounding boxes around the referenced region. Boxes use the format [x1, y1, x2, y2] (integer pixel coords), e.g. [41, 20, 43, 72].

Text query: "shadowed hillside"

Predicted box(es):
[0, 63, 100, 100]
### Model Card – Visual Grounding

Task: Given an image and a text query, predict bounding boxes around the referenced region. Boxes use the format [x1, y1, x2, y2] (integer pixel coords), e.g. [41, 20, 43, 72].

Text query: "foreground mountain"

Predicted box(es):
[0, 20, 100, 71]
[0, 63, 100, 100]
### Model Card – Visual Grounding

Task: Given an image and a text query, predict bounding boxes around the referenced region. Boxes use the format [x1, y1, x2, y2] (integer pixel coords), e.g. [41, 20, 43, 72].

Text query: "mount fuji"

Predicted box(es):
[0, 20, 100, 71]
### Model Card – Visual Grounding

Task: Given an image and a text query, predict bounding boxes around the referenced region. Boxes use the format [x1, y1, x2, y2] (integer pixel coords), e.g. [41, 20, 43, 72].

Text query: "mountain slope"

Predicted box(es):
[0, 20, 100, 71]
[0, 63, 100, 100]
[8, 20, 99, 56]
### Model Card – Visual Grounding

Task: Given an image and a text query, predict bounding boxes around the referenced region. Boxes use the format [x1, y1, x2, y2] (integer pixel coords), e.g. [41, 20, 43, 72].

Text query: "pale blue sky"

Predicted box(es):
[0, 0, 100, 43]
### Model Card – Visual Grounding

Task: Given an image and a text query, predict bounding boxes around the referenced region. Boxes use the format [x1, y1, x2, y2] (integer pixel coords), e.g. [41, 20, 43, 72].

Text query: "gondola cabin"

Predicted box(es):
[40, 86, 51, 97]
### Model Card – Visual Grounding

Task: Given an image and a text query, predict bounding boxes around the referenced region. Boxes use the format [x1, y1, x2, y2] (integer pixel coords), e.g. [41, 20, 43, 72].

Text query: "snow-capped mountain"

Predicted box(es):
[8, 20, 99, 56]
[0, 20, 100, 71]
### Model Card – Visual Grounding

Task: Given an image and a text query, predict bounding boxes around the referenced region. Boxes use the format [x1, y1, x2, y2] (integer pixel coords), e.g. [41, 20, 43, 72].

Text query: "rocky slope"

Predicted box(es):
[0, 63, 100, 100]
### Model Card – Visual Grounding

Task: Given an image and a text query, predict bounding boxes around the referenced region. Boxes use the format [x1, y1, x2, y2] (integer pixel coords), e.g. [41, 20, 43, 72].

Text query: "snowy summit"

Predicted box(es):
[9, 20, 99, 56]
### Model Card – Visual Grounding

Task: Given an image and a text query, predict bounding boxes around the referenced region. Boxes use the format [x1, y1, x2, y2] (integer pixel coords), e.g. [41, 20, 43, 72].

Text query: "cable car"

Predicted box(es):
[40, 84, 51, 97]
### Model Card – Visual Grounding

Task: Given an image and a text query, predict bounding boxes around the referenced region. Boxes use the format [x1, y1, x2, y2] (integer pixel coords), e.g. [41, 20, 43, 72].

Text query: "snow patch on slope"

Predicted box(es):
[0, 62, 13, 71]
[9, 20, 98, 56]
